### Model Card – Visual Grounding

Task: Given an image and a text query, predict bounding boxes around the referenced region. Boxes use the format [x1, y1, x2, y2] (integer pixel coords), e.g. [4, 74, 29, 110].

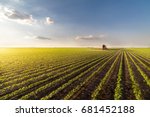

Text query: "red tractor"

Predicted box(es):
[102, 44, 107, 50]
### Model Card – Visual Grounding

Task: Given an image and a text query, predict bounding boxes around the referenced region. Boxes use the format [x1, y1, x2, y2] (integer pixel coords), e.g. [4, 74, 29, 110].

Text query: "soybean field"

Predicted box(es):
[0, 48, 150, 100]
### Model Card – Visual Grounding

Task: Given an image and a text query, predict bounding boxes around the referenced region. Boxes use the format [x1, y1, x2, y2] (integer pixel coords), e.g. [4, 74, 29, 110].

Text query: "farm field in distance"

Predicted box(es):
[0, 48, 149, 100]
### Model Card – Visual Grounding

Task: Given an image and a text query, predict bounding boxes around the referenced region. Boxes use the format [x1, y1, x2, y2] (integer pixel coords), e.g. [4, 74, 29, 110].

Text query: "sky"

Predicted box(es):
[0, 0, 150, 47]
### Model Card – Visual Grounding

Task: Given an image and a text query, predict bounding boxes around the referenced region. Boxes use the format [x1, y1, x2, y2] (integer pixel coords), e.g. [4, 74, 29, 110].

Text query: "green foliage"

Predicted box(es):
[114, 52, 123, 100]
[0, 48, 149, 100]
[127, 52, 150, 87]
[91, 51, 121, 100]
[124, 52, 142, 100]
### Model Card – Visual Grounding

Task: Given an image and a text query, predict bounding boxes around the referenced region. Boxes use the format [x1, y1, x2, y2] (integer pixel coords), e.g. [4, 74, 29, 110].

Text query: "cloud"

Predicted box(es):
[45, 17, 54, 25]
[24, 35, 51, 40]
[99, 34, 105, 38]
[75, 34, 105, 40]
[24, 35, 36, 39]
[12, 0, 23, 3]
[0, 6, 55, 26]
[0, 6, 36, 25]
[35, 36, 51, 40]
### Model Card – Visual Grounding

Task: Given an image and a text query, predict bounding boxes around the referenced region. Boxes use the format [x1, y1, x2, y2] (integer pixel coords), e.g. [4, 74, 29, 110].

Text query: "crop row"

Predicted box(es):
[0, 53, 108, 89]
[0, 51, 116, 99]
[124, 52, 142, 100]
[0, 52, 106, 82]
[0, 48, 149, 100]
[127, 52, 150, 87]
[22, 53, 114, 100]
[64, 51, 121, 99]
[91, 51, 121, 99]
[114, 52, 123, 100]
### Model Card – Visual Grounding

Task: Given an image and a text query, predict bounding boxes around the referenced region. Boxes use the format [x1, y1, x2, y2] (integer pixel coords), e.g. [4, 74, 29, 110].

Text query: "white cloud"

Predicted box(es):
[24, 35, 51, 40]
[13, 0, 22, 2]
[99, 34, 105, 38]
[45, 17, 54, 25]
[75, 34, 106, 40]
[24, 35, 36, 39]
[0, 6, 55, 26]
[0, 6, 36, 25]
[35, 36, 51, 40]
[75, 35, 94, 40]
[11, 0, 23, 3]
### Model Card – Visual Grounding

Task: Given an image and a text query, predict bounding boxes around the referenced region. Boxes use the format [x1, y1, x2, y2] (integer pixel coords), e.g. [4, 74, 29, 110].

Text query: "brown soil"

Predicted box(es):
[121, 53, 136, 100]
[127, 53, 150, 100]
[67, 53, 119, 100]
[49, 55, 114, 100]
[128, 53, 150, 77]
[95, 54, 121, 99]
[5, 56, 103, 99]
